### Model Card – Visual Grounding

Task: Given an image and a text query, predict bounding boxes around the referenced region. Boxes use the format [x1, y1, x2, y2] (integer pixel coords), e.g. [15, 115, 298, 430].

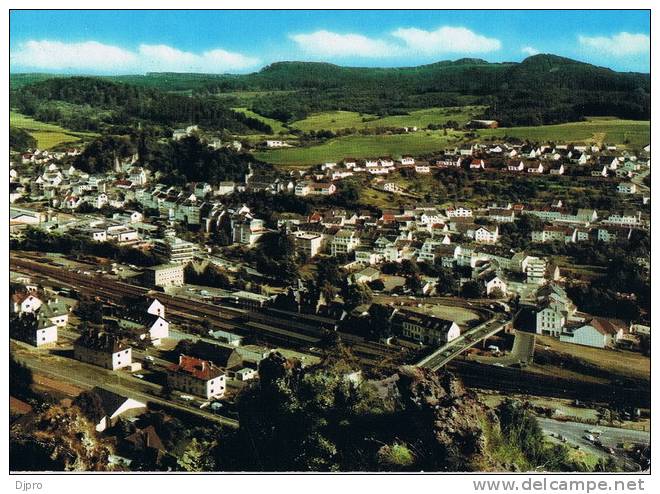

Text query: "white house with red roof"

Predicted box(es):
[11, 292, 42, 315]
[166, 355, 226, 399]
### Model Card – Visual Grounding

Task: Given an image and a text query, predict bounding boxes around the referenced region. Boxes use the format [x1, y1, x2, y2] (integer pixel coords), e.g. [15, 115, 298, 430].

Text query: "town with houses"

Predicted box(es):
[9, 112, 653, 475]
[7, 8, 652, 475]
[10, 128, 651, 472]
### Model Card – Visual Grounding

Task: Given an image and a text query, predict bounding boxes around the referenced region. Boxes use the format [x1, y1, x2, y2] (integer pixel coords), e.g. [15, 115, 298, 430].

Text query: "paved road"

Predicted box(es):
[537, 417, 649, 470]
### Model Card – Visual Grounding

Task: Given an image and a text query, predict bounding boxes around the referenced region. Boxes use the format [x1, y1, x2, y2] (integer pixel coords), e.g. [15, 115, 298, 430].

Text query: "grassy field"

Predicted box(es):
[255, 115, 649, 167]
[536, 335, 650, 381]
[290, 106, 485, 132]
[10, 111, 98, 149]
[254, 129, 463, 167]
[214, 89, 297, 106]
[232, 107, 290, 135]
[477, 117, 650, 149]
[291, 111, 374, 132]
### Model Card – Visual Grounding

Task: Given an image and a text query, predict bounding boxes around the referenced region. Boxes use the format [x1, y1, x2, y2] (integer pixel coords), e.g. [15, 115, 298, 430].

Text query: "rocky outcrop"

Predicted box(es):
[10, 405, 115, 471]
[396, 365, 508, 471]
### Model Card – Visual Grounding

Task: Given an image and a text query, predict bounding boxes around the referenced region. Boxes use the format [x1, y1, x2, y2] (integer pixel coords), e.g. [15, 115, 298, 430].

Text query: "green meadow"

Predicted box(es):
[289, 106, 485, 133]
[10, 111, 98, 149]
[477, 117, 650, 149]
[232, 107, 290, 135]
[254, 130, 463, 167]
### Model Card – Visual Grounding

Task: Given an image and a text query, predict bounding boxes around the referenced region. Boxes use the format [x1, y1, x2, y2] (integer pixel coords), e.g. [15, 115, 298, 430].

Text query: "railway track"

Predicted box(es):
[11, 255, 405, 367]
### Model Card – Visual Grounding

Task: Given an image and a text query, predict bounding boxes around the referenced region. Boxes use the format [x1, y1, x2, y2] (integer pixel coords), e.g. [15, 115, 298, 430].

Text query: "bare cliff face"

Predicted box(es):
[395, 365, 511, 472]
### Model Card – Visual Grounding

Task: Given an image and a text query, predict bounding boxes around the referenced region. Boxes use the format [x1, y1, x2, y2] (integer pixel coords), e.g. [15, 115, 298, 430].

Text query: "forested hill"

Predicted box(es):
[10, 54, 650, 127]
[237, 55, 650, 125]
[10, 77, 274, 134]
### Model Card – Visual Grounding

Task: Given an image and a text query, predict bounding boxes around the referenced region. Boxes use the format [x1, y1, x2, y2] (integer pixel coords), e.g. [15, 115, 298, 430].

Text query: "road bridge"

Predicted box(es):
[416, 312, 515, 371]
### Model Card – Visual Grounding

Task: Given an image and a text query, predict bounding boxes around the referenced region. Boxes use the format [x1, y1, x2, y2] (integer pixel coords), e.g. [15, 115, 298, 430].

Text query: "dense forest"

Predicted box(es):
[10, 77, 273, 134]
[72, 133, 264, 184]
[10, 54, 650, 130]
[9, 126, 37, 151]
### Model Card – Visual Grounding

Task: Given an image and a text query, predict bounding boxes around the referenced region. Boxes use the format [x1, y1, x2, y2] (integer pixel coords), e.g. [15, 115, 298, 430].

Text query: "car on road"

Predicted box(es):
[144, 355, 155, 362]
[180, 394, 195, 401]
[133, 374, 144, 379]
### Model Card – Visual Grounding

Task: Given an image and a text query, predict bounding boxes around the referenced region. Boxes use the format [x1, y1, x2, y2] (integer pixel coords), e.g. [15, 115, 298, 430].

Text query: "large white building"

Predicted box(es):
[74, 331, 132, 370]
[11, 292, 42, 315]
[446, 206, 473, 218]
[32, 312, 58, 347]
[330, 229, 361, 256]
[474, 226, 499, 244]
[535, 301, 567, 337]
[525, 257, 547, 284]
[167, 355, 226, 399]
[394, 311, 460, 346]
[143, 264, 184, 288]
[152, 236, 197, 264]
[559, 318, 624, 348]
[535, 284, 577, 337]
[294, 232, 324, 258]
[232, 217, 267, 246]
[604, 211, 642, 226]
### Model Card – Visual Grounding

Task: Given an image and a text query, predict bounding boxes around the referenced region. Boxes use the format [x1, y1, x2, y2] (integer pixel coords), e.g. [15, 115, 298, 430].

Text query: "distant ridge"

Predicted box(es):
[10, 54, 650, 127]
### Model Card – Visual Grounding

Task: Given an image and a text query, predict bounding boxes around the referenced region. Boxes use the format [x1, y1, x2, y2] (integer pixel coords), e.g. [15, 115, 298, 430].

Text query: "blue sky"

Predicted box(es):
[10, 10, 650, 74]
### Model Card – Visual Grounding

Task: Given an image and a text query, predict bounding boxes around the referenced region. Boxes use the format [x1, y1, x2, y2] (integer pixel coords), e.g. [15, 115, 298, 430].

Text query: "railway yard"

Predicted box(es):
[9, 250, 650, 470]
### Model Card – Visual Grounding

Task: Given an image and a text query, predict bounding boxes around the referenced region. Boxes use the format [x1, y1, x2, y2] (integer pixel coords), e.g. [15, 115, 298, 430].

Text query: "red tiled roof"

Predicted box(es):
[168, 355, 223, 381]
[12, 292, 37, 304]
[588, 318, 622, 336]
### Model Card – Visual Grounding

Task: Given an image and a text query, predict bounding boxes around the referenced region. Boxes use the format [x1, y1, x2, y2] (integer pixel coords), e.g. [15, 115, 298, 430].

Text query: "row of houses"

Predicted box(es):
[283, 141, 649, 186]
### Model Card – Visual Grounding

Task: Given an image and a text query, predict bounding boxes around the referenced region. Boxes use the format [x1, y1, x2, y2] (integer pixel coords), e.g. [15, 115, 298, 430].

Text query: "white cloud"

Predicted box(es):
[290, 26, 501, 58]
[578, 32, 649, 57]
[11, 40, 260, 73]
[137, 44, 258, 72]
[289, 30, 399, 58]
[521, 46, 540, 56]
[10, 40, 138, 72]
[391, 26, 501, 54]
